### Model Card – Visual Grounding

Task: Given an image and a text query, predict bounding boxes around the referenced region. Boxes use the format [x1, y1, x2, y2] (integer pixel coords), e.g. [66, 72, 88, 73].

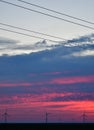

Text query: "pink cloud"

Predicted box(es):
[0, 96, 94, 123]
[28, 71, 62, 77]
[50, 75, 94, 85]
[28, 70, 80, 77]
[43, 72, 62, 75]
[0, 75, 94, 88]
[0, 82, 33, 87]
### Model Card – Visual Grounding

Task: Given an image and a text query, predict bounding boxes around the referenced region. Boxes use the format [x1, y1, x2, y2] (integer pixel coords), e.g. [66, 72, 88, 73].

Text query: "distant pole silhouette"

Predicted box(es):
[82, 111, 87, 123]
[2, 109, 9, 123]
[46, 112, 48, 123]
[46, 112, 49, 123]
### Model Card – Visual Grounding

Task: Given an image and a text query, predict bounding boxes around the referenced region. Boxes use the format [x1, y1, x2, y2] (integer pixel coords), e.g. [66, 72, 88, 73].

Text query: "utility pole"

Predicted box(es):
[45, 112, 49, 123]
[82, 111, 87, 123]
[2, 109, 9, 123]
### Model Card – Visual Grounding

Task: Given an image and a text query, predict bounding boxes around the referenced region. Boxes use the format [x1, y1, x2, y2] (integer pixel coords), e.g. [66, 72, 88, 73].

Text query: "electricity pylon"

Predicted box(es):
[2, 109, 9, 123]
[45, 112, 50, 123]
[82, 111, 87, 123]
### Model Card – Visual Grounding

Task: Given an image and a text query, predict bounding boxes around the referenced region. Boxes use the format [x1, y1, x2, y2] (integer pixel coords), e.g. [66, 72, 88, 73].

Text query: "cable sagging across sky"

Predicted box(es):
[0, 27, 61, 43]
[18, 0, 94, 25]
[0, 22, 66, 41]
[0, 0, 94, 31]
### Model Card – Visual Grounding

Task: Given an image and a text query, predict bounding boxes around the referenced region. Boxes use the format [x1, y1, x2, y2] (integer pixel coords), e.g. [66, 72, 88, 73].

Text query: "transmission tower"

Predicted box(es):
[82, 111, 87, 123]
[45, 112, 50, 123]
[2, 109, 9, 123]
[45, 112, 48, 123]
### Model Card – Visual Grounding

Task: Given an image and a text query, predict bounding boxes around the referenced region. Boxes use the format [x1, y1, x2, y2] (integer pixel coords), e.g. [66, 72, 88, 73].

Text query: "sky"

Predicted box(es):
[0, 0, 94, 123]
[0, 0, 94, 48]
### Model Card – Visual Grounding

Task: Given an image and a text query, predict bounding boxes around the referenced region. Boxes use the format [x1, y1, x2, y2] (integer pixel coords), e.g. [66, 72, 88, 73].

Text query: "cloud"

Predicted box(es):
[49, 75, 94, 85]
[0, 41, 94, 83]
[71, 50, 94, 57]
[0, 37, 19, 45]
[64, 33, 94, 46]
[13, 40, 55, 52]
[0, 91, 94, 107]
[0, 75, 94, 87]
[0, 39, 58, 56]
[51, 93, 94, 102]
[0, 37, 20, 56]
[0, 33, 94, 56]
[0, 33, 94, 122]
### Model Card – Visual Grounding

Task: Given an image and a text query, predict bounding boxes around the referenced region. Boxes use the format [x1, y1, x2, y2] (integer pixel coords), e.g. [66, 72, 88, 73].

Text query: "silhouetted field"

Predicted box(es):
[0, 123, 94, 130]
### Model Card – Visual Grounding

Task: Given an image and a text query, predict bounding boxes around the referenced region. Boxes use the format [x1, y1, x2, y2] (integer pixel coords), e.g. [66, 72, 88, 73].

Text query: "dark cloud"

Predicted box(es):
[0, 33, 94, 105]
[0, 33, 94, 56]
[12, 39, 59, 51]
[64, 33, 94, 45]
[52, 92, 94, 101]
[0, 41, 94, 82]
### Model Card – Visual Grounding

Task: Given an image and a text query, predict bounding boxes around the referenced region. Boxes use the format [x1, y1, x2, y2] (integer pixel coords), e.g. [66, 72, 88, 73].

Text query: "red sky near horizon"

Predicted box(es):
[0, 0, 94, 124]
[0, 74, 94, 123]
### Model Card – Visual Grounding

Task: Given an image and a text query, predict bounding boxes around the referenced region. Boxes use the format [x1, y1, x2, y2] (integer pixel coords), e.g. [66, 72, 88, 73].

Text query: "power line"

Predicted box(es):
[0, 27, 59, 43]
[0, 22, 66, 41]
[0, 0, 94, 30]
[18, 0, 94, 25]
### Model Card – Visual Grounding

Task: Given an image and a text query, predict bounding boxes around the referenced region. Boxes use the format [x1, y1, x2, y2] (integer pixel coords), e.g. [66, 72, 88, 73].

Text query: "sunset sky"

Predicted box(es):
[0, 0, 94, 123]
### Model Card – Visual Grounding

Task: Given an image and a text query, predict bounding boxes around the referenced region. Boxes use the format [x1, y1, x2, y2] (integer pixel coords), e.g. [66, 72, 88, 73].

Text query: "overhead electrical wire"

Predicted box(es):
[0, 22, 66, 41]
[0, 0, 94, 31]
[18, 0, 94, 25]
[0, 27, 61, 43]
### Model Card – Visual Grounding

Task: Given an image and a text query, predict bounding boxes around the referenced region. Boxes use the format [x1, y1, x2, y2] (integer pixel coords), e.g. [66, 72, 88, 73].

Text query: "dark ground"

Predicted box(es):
[0, 123, 94, 130]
